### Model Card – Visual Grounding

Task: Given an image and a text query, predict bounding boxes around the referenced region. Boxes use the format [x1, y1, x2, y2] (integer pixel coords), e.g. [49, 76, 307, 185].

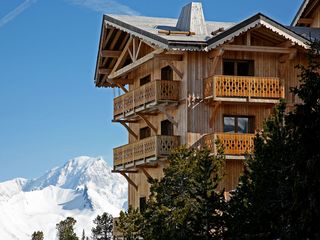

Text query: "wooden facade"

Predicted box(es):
[94, 1, 317, 218]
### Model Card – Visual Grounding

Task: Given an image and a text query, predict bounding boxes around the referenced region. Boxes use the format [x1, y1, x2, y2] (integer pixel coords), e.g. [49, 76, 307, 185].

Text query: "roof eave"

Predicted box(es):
[207, 13, 310, 51]
[291, 0, 310, 26]
[94, 17, 106, 87]
[103, 15, 169, 50]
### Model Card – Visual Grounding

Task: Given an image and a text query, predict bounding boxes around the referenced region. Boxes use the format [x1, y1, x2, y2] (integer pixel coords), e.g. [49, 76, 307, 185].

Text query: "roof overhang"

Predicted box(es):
[291, 0, 319, 26]
[208, 13, 310, 50]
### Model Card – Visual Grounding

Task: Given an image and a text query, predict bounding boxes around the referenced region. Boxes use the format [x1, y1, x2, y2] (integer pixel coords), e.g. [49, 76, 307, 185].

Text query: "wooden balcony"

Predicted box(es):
[114, 80, 180, 120]
[204, 75, 284, 103]
[113, 135, 180, 170]
[203, 133, 255, 158]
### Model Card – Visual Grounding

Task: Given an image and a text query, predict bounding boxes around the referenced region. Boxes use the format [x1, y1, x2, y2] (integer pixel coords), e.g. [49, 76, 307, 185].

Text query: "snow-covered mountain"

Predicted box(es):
[0, 156, 127, 240]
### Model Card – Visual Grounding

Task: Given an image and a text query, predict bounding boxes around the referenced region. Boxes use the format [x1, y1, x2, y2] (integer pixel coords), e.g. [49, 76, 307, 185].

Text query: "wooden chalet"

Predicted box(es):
[94, 0, 320, 227]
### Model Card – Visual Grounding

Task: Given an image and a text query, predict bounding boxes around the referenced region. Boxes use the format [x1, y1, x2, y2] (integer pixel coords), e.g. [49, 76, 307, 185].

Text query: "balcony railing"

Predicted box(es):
[204, 75, 284, 103]
[113, 135, 180, 170]
[114, 80, 180, 120]
[203, 133, 255, 156]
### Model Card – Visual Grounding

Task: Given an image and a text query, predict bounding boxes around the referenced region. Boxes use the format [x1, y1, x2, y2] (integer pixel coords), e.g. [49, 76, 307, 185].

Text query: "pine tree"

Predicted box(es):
[225, 102, 293, 239]
[81, 229, 86, 240]
[141, 147, 225, 240]
[225, 40, 320, 239]
[56, 217, 79, 240]
[285, 39, 320, 239]
[91, 212, 113, 240]
[116, 207, 142, 240]
[31, 231, 44, 240]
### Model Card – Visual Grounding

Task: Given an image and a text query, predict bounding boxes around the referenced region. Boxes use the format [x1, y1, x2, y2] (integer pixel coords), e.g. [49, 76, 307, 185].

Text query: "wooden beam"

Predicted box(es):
[138, 167, 153, 181]
[279, 48, 297, 63]
[102, 27, 114, 49]
[109, 48, 164, 79]
[168, 62, 183, 79]
[277, 40, 294, 48]
[98, 68, 111, 75]
[297, 18, 313, 25]
[114, 78, 134, 85]
[112, 170, 138, 173]
[209, 101, 221, 128]
[221, 45, 292, 54]
[136, 39, 142, 60]
[209, 49, 224, 76]
[136, 113, 157, 134]
[119, 121, 138, 140]
[246, 31, 251, 46]
[119, 172, 138, 190]
[109, 37, 133, 78]
[116, 83, 128, 93]
[100, 50, 122, 58]
[157, 105, 178, 127]
[209, 48, 224, 59]
[155, 54, 183, 61]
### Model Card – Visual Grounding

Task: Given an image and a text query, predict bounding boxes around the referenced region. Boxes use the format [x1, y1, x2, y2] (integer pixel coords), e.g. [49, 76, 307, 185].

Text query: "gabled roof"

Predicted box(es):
[103, 14, 235, 51]
[103, 13, 310, 52]
[291, 0, 320, 26]
[95, 3, 312, 86]
[208, 13, 310, 50]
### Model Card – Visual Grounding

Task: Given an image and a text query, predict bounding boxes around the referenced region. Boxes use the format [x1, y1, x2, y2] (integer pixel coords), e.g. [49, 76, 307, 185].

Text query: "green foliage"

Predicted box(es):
[141, 147, 225, 240]
[91, 212, 113, 240]
[226, 39, 320, 239]
[285, 39, 320, 239]
[56, 217, 79, 240]
[226, 102, 293, 239]
[116, 206, 142, 240]
[31, 231, 44, 240]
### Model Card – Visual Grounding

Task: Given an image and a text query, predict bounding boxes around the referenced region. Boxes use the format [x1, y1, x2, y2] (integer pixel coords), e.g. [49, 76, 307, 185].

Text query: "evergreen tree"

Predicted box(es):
[31, 231, 44, 240]
[116, 206, 142, 240]
[141, 147, 225, 240]
[285, 39, 320, 239]
[225, 40, 320, 239]
[91, 212, 113, 240]
[81, 229, 86, 240]
[225, 102, 293, 239]
[56, 217, 79, 240]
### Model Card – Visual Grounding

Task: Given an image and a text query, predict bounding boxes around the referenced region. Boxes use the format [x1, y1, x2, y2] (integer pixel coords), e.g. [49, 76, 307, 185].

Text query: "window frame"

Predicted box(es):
[223, 59, 254, 76]
[223, 115, 255, 134]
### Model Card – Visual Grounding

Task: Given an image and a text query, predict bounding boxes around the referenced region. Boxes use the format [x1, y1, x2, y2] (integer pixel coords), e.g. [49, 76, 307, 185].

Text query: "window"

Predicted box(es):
[139, 127, 151, 140]
[139, 197, 147, 212]
[140, 75, 151, 86]
[161, 120, 173, 136]
[223, 60, 254, 76]
[161, 65, 173, 80]
[223, 116, 255, 133]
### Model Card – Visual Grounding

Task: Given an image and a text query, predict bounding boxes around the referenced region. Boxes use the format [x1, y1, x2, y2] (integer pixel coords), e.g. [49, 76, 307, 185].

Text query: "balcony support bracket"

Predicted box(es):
[169, 62, 183, 79]
[137, 113, 158, 134]
[137, 166, 156, 181]
[209, 101, 221, 128]
[157, 105, 178, 127]
[117, 121, 138, 140]
[119, 172, 138, 191]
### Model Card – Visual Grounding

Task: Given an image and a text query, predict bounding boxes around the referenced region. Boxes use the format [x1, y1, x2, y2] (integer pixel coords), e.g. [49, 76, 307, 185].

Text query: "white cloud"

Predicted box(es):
[0, 0, 38, 28]
[66, 0, 139, 15]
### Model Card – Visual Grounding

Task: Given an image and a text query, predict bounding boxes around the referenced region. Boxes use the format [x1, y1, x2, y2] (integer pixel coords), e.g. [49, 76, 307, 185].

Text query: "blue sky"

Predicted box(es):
[0, 0, 303, 181]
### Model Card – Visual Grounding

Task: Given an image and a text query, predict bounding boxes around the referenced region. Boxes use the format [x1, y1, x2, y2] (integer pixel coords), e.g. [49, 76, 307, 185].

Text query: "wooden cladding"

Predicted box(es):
[204, 75, 284, 103]
[114, 80, 180, 120]
[113, 135, 180, 169]
[203, 133, 255, 156]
